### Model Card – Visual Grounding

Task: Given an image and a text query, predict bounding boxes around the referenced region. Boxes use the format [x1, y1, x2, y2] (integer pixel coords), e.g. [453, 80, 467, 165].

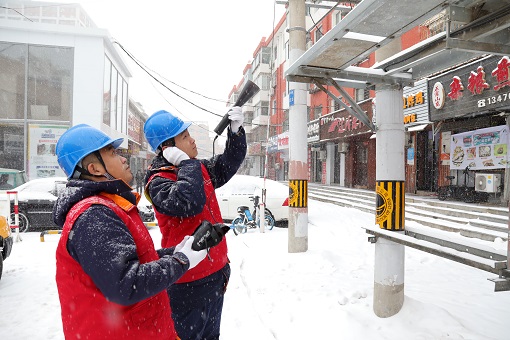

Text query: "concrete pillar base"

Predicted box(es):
[373, 282, 404, 318]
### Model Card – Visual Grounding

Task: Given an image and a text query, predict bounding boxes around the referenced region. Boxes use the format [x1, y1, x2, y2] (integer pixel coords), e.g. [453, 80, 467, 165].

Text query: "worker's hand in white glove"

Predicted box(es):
[176, 236, 207, 270]
[174, 236, 188, 254]
[163, 147, 189, 166]
[228, 106, 244, 132]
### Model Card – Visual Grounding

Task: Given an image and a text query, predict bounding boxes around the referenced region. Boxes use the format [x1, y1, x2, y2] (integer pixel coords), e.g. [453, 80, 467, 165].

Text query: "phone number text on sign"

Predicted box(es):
[477, 92, 510, 108]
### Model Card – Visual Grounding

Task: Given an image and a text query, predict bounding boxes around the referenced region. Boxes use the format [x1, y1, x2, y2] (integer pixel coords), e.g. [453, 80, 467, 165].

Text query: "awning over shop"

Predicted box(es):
[406, 124, 429, 132]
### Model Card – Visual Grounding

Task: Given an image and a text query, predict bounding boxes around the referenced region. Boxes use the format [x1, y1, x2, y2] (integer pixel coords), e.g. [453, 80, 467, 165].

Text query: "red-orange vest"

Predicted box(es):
[148, 164, 228, 283]
[55, 195, 177, 340]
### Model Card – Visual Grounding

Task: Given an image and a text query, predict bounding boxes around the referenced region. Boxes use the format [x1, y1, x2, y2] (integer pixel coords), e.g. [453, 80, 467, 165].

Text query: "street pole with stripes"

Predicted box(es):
[373, 84, 406, 317]
[287, 0, 308, 253]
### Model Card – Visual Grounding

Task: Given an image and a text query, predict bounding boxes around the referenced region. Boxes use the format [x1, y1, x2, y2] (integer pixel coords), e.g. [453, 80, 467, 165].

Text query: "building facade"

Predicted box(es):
[0, 1, 151, 180]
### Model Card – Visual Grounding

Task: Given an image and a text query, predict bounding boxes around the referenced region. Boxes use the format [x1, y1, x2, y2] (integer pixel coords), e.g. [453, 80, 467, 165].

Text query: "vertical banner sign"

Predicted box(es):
[28, 125, 68, 180]
[288, 179, 307, 208]
[376, 181, 405, 230]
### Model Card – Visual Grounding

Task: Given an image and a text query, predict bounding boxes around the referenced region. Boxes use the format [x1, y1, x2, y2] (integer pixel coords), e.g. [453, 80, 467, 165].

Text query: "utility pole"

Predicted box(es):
[370, 36, 406, 318]
[287, 0, 308, 253]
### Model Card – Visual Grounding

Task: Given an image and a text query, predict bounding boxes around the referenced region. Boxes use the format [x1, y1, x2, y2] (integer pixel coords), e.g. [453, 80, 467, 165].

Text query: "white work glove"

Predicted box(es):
[174, 236, 188, 254]
[228, 106, 244, 132]
[163, 147, 189, 166]
[176, 236, 207, 270]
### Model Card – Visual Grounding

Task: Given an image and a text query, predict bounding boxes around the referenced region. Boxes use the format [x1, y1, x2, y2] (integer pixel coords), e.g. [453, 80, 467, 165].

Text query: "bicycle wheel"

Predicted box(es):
[438, 187, 448, 201]
[263, 214, 275, 230]
[255, 209, 275, 230]
[231, 217, 247, 235]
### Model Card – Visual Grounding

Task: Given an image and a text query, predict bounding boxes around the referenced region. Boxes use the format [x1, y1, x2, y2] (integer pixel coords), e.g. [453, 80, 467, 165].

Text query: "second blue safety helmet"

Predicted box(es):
[143, 110, 191, 152]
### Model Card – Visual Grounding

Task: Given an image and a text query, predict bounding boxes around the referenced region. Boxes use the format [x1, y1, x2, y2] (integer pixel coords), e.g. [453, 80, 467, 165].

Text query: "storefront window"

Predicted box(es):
[0, 42, 26, 120]
[27, 45, 73, 121]
[0, 123, 24, 170]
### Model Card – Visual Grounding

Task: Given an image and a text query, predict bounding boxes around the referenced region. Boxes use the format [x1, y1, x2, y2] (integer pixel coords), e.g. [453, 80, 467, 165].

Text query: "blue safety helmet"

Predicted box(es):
[56, 124, 123, 179]
[144, 110, 192, 152]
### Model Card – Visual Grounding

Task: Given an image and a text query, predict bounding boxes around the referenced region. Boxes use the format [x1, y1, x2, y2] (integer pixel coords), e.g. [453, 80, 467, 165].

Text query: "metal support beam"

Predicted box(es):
[446, 38, 510, 56]
[313, 80, 375, 131]
[366, 228, 504, 275]
[288, 65, 413, 88]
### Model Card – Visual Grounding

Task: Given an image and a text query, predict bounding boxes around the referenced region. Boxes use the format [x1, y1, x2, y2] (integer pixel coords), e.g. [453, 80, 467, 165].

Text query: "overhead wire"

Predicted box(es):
[114, 41, 224, 118]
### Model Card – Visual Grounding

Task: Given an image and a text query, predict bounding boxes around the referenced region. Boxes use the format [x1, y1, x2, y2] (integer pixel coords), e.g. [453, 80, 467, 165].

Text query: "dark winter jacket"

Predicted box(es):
[145, 128, 247, 217]
[53, 179, 189, 305]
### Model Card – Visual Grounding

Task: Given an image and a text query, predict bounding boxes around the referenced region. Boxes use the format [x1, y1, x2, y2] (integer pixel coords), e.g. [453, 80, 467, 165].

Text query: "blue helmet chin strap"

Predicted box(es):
[74, 150, 116, 181]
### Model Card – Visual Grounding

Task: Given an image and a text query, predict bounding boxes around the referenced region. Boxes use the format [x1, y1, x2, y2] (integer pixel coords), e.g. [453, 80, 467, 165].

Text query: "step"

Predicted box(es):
[406, 202, 508, 228]
[309, 186, 508, 224]
[308, 193, 373, 214]
[406, 196, 509, 218]
[308, 187, 508, 242]
[405, 211, 507, 242]
[309, 186, 375, 201]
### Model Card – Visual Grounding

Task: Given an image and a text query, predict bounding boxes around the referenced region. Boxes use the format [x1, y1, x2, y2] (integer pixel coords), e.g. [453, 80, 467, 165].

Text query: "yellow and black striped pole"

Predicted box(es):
[376, 180, 405, 230]
[288, 180, 308, 208]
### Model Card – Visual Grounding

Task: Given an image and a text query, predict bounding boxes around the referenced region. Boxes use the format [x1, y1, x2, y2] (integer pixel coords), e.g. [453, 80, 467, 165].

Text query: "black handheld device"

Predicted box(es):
[213, 80, 260, 135]
[191, 220, 230, 251]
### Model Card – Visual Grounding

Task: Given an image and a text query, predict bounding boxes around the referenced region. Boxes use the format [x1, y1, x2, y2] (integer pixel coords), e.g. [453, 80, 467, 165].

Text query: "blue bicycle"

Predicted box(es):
[231, 195, 275, 235]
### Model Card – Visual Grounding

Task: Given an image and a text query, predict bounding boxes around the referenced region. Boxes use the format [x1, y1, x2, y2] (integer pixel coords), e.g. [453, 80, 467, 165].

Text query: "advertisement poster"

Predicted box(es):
[440, 131, 451, 164]
[28, 125, 68, 180]
[449, 125, 509, 170]
[407, 147, 415, 165]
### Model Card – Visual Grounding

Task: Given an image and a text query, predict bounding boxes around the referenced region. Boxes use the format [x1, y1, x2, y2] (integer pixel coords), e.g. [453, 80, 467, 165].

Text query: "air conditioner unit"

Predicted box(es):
[475, 173, 501, 193]
[319, 150, 327, 160]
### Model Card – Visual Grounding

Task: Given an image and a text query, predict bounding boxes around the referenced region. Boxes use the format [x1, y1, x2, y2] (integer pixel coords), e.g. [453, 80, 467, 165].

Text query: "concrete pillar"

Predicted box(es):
[373, 83, 406, 317]
[287, 0, 308, 253]
[326, 142, 335, 185]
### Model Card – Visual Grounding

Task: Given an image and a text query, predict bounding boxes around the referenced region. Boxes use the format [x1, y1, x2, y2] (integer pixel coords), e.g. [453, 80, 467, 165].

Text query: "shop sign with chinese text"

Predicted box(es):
[319, 99, 373, 141]
[307, 118, 320, 142]
[428, 55, 510, 121]
[403, 79, 430, 126]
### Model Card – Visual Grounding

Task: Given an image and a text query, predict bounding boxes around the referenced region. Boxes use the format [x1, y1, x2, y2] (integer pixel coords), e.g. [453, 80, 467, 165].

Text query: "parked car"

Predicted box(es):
[215, 175, 289, 225]
[0, 168, 28, 190]
[9, 177, 68, 232]
[9, 177, 155, 232]
[138, 194, 155, 222]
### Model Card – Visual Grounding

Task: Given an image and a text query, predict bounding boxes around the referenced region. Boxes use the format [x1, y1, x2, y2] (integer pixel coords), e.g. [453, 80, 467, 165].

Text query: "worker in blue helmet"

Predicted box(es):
[143, 108, 246, 340]
[52, 124, 207, 339]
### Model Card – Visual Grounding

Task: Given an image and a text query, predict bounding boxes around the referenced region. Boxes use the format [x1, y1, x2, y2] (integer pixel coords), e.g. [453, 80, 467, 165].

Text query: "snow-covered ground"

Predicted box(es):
[1, 199, 509, 339]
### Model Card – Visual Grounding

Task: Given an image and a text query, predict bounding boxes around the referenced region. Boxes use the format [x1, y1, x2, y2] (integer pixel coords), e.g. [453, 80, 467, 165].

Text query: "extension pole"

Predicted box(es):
[287, 0, 308, 253]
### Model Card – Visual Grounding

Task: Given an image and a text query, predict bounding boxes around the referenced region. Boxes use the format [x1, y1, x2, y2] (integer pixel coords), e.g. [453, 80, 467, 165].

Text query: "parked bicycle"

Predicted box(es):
[230, 195, 275, 235]
[438, 167, 488, 203]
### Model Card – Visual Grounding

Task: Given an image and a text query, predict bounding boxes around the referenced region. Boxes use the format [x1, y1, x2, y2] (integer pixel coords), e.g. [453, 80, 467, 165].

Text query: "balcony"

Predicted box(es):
[251, 114, 269, 127]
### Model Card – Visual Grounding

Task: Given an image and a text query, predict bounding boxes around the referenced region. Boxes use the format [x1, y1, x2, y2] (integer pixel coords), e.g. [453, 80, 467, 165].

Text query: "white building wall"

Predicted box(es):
[1, 19, 131, 149]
